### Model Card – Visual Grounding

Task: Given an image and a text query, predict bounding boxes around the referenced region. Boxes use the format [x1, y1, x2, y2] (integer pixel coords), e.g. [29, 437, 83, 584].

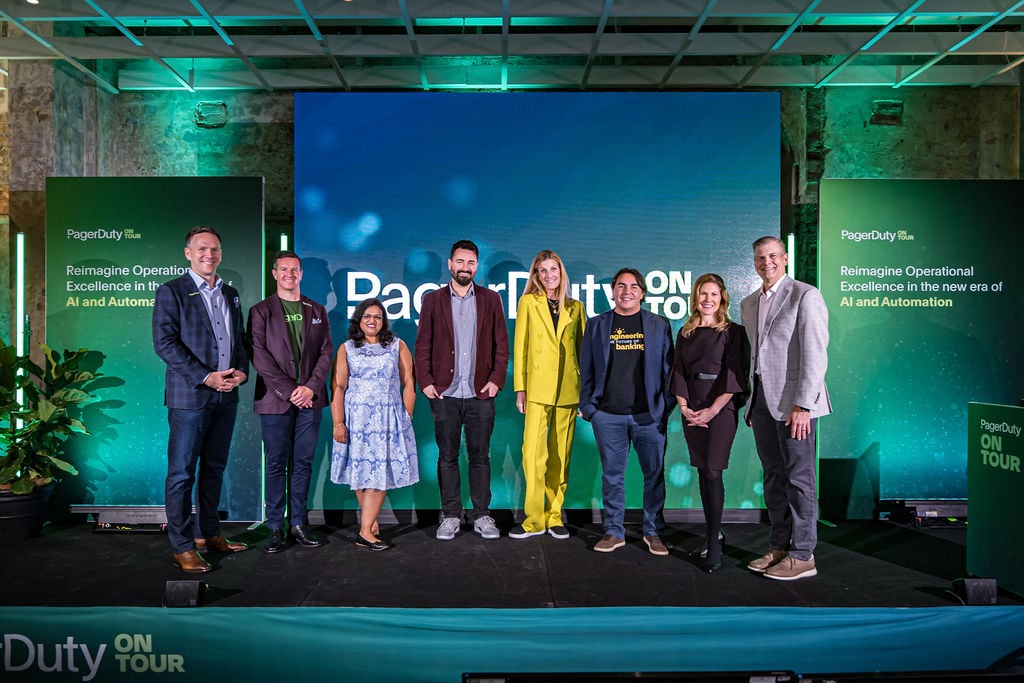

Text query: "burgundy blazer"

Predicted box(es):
[248, 293, 334, 414]
[414, 284, 510, 397]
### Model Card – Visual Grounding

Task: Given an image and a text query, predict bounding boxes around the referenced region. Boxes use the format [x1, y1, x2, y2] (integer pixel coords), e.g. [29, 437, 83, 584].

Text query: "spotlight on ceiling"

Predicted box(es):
[26, 0, 40, 5]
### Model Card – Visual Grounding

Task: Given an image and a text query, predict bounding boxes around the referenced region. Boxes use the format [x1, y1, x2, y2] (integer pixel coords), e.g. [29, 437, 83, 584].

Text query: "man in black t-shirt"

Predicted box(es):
[579, 268, 675, 555]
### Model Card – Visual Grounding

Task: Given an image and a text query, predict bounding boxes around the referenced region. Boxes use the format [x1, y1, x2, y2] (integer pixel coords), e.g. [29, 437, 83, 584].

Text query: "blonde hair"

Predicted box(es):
[523, 249, 572, 312]
[680, 273, 731, 338]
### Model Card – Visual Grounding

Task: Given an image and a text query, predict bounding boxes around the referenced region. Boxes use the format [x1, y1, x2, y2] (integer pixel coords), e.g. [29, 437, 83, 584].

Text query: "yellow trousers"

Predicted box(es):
[520, 401, 577, 532]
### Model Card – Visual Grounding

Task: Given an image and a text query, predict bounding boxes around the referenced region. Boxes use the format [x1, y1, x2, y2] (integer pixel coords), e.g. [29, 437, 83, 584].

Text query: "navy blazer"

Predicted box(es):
[579, 308, 675, 426]
[152, 273, 249, 410]
[248, 293, 333, 414]
[414, 283, 510, 397]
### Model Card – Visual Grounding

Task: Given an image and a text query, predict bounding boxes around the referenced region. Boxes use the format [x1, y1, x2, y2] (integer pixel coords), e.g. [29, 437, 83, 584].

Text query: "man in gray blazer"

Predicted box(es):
[740, 236, 831, 581]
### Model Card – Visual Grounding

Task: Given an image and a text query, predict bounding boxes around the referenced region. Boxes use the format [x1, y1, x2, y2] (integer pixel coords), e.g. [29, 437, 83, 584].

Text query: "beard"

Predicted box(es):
[451, 270, 473, 286]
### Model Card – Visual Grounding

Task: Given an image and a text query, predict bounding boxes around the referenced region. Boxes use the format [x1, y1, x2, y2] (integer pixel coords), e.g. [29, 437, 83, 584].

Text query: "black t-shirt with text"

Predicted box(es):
[597, 312, 648, 415]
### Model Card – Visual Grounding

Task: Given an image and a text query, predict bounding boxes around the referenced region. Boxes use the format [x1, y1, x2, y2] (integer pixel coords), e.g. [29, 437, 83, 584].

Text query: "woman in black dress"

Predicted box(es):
[670, 273, 748, 573]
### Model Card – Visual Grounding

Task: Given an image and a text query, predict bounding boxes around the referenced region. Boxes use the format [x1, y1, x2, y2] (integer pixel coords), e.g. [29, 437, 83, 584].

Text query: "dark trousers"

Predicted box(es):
[261, 406, 323, 530]
[430, 396, 495, 520]
[165, 394, 237, 553]
[589, 410, 667, 538]
[749, 380, 818, 560]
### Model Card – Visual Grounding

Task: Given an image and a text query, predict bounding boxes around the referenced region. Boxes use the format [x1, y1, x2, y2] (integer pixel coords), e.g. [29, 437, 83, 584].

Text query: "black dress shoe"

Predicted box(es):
[290, 524, 323, 548]
[264, 528, 286, 554]
[354, 534, 390, 551]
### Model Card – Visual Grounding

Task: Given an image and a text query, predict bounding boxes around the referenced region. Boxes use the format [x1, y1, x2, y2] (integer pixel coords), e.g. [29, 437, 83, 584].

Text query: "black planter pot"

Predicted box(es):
[0, 484, 55, 545]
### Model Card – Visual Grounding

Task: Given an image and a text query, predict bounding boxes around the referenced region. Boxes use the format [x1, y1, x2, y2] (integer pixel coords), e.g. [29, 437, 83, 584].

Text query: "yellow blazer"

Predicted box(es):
[513, 294, 586, 407]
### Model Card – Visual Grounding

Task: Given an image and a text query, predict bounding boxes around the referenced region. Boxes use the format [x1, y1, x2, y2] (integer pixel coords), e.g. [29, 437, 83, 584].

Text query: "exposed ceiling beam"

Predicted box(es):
[189, 0, 272, 92]
[84, 0, 194, 92]
[894, 0, 1024, 87]
[658, 0, 719, 89]
[0, 8, 118, 94]
[294, 0, 349, 91]
[815, 0, 928, 89]
[737, 0, 822, 89]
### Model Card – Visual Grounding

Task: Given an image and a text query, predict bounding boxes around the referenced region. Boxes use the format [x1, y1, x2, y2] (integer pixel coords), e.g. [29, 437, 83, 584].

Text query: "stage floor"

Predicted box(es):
[2, 516, 1020, 609]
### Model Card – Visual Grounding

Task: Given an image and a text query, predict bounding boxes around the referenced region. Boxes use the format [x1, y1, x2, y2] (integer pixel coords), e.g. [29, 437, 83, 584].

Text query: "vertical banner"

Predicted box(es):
[967, 402, 1023, 595]
[45, 177, 265, 520]
[295, 92, 779, 513]
[819, 180, 1024, 500]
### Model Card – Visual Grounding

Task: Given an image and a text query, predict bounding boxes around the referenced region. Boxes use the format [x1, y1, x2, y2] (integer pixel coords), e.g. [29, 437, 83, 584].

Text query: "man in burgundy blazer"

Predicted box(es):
[414, 240, 510, 541]
[248, 250, 333, 553]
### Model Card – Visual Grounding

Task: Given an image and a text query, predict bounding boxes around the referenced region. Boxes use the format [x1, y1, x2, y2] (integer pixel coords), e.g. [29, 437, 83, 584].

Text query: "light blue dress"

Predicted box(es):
[331, 339, 419, 491]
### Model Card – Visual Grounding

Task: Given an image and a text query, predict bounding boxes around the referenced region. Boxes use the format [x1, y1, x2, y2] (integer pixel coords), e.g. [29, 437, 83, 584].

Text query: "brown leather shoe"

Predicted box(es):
[201, 535, 248, 553]
[748, 548, 788, 573]
[173, 549, 212, 573]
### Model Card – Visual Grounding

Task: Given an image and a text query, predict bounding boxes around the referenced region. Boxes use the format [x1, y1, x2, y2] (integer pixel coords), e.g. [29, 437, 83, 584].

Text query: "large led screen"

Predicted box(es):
[295, 92, 780, 514]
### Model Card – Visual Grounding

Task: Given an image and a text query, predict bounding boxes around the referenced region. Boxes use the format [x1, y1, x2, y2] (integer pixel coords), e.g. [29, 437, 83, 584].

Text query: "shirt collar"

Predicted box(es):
[188, 268, 223, 291]
[762, 273, 787, 297]
[450, 282, 475, 298]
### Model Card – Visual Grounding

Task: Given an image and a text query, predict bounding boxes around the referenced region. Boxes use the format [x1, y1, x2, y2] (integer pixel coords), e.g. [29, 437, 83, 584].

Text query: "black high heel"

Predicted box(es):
[701, 558, 723, 573]
[691, 532, 725, 559]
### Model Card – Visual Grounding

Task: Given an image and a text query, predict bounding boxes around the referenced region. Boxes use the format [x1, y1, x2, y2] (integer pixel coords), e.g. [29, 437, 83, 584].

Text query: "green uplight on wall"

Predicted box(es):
[279, 233, 289, 251]
[15, 231, 26, 414]
[787, 232, 796, 280]
[15, 232, 26, 356]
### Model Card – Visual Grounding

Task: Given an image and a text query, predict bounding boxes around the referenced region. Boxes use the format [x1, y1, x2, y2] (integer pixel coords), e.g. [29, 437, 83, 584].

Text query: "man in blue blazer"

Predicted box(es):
[248, 251, 334, 553]
[740, 235, 831, 582]
[580, 268, 675, 555]
[153, 226, 249, 573]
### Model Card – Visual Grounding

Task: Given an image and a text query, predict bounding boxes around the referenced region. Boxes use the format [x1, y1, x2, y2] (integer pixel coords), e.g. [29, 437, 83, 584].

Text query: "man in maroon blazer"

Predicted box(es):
[415, 240, 510, 541]
[248, 250, 334, 553]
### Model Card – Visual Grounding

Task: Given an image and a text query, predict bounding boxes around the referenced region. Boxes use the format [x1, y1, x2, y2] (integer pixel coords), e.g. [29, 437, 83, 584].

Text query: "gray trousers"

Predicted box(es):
[749, 379, 818, 561]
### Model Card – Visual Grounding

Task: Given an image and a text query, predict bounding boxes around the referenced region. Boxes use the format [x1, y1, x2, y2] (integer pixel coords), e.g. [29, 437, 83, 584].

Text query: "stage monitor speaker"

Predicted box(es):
[952, 578, 997, 605]
[163, 580, 206, 608]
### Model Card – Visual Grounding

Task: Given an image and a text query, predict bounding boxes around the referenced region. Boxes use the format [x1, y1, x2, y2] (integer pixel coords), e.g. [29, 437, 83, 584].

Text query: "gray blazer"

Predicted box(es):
[740, 275, 831, 421]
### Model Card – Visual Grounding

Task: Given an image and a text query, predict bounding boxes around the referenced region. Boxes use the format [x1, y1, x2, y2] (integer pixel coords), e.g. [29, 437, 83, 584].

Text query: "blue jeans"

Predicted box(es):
[261, 406, 323, 530]
[165, 395, 237, 553]
[589, 410, 667, 537]
[749, 381, 818, 560]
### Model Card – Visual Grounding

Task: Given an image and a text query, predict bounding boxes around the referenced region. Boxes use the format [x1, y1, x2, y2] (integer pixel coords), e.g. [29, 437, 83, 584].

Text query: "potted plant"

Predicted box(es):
[0, 339, 121, 542]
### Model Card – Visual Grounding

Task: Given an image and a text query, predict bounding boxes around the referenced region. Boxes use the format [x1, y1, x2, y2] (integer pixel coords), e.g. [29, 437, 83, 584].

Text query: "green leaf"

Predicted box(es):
[37, 398, 57, 422]
[10, 478, 36, 494]
[48, 456, 78, 475]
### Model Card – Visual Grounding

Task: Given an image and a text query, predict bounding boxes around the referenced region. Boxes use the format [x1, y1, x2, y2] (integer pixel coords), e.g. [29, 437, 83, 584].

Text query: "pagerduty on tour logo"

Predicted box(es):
[978, 419, 1022, 474]
[66, 228, 142, 241]
[2, 632, 185, 680]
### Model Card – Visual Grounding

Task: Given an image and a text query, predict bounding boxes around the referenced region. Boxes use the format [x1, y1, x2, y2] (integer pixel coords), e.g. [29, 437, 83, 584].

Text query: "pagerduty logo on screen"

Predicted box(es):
[66, 228, 142, 241]
[979, 419, 1021, 474]
[2, 632, 185, 680]
[344, 268, 697, 322]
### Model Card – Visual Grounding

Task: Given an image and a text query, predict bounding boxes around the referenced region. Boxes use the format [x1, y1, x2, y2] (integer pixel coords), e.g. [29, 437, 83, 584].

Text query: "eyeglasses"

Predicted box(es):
[361, 313, 383, 321]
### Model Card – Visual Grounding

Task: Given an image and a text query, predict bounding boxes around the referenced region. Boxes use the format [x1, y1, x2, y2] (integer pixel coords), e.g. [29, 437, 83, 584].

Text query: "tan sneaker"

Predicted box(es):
[747, 548, 787, 573]
[643, 535, 669, 556]
[764, 555, 817, 581]
[594, 535, 626, 553]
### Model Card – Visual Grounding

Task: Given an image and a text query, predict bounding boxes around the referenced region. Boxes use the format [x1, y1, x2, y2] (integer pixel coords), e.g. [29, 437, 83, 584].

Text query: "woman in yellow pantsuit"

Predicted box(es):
[510, 249, 586, 540]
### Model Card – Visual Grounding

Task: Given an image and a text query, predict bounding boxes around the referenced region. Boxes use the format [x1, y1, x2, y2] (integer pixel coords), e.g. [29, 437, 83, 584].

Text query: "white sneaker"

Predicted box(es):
[473, 516, 500, 540]
[436, 517, 461, 541]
